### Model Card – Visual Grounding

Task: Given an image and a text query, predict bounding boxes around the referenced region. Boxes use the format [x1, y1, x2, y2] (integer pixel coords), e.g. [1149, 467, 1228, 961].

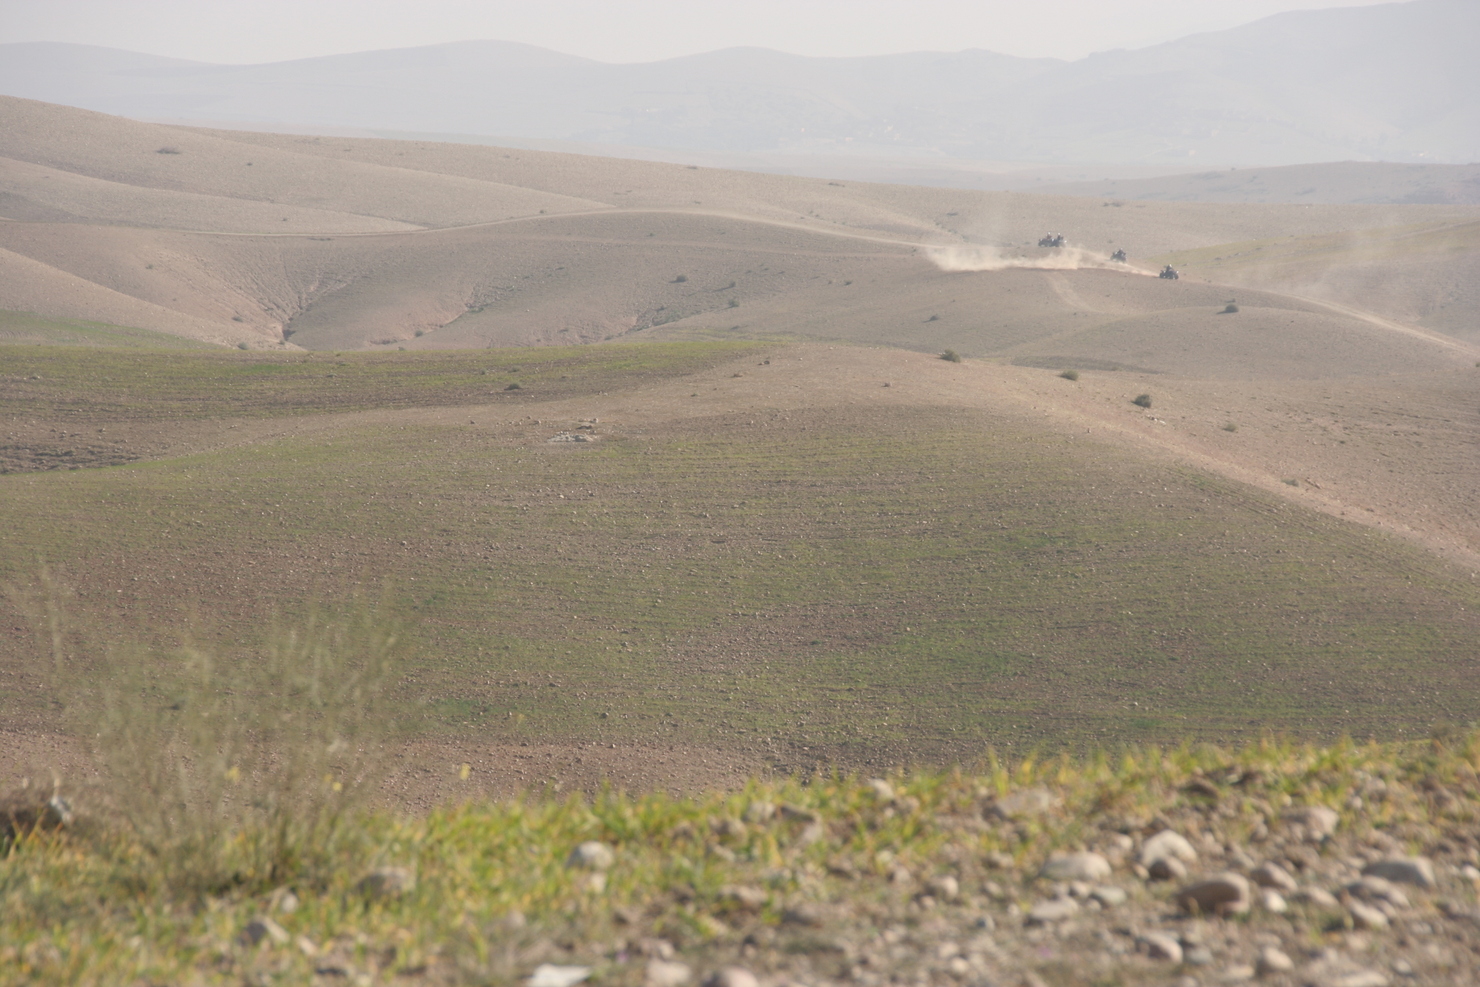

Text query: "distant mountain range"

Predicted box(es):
[1, 0, 1474, 167]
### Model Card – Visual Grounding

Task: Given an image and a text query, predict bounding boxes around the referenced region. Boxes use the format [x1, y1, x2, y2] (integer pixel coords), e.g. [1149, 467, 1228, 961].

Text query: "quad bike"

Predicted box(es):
[1159, 265, 1180, 280]
[1111, 249, 1127, 263]
[1038, 233, 1065, 248]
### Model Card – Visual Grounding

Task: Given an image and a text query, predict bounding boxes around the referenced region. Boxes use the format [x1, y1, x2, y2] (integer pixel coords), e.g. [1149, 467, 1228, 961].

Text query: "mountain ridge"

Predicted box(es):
[1, 0, 1473, 166]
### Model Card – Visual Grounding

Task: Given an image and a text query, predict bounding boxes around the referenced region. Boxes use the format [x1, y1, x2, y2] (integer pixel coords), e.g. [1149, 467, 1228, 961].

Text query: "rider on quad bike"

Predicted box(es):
[1111, 249, 1127, 263]
[1038, 233, 1065, 248]
[1159, 265, 1180, 280]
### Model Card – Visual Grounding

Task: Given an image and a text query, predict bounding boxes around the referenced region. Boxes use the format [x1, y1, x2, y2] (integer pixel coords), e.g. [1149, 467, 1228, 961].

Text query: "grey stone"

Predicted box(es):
[646, 961, 693, 987]
[925, 874, 960, 901]
[567, 841, 616, 871]
[1284, 805, 1339, 839]
[240, 917, 289, 947]
[1041, 851, 1112, 882]
[1141, 932, 1183, 962]
[1185, 946, 1214, 966]
[356, 866, 415, 898]
[718, 885, 767, 911]
[993, 786, 1060, 819]
[1256, 946, 1294, 975]
[1149, 856, 1189, 881]
[1141, 830, 1198, 866]
[1259, 889, 1289, 913]
[1348, 876, 1409, 908]
[1176, 873, 1251, 916]
[781, 904, 825, 927]
[1348, 899, 1390, 930]
[742, 801, 775, 823]
[1361, 857, 1435, 889]
[1292, 887, 1340, 909]
[702, 968, 760, 987]
[1027, 896, 1080, 924]
[1249, 862, 1298, 892]
[1329, 973, 1389, 987]
[529, 965, 594, 987]
[1090, 885, 1127, 907]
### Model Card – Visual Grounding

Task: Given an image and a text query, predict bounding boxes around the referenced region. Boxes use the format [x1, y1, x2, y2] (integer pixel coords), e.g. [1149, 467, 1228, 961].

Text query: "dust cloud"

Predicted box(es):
[925, 244, 1151, 275]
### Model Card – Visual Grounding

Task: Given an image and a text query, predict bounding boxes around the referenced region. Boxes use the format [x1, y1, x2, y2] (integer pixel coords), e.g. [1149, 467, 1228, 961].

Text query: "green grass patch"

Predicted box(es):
[3, 732, 1477, 985]
[4, 393, 1478, 759]
[0, 339, 766, 421]
[0, 310, 217, 349]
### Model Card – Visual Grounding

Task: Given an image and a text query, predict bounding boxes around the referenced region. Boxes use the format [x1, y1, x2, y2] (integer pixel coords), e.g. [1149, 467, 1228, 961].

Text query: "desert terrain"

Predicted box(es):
[3, 80, 1480, 987]
[2, 92, 1479, 806]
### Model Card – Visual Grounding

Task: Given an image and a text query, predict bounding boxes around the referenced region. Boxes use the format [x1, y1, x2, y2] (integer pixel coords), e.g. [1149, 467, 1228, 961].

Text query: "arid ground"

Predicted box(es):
[2, 94, 1478, 806]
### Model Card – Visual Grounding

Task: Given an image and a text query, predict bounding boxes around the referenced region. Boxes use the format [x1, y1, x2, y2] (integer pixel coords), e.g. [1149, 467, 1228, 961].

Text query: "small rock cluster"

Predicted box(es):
[32, 744, 1472, 987]
[475, 779, 1480, 987]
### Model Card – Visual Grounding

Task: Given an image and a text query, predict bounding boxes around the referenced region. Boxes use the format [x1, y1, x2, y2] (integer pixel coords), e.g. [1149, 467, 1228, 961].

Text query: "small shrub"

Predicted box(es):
[414, 329, 425, 337]
[504, 382, 522, 390]
[1222, 422, 1238, 432]
[231, 315, 245, 323]
[1221, 303, 1239, 314]
[155, 147, 181, 155]
[8, 572, 405, 894]
[1132, 394, 1152, 409]
[1059, 369, 1080, 381]
[236, 342, 249, 350]
[1282, 478, 1299, 487]
[940, 349, 963, 363]
[672, 274, 687, 283]
[926, 314, 940, 322]
[727, 298, 740, 308]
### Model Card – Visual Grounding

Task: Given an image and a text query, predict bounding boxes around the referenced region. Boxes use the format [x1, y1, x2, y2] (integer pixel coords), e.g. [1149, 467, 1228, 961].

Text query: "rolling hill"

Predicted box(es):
[2, 92, 1479, 800]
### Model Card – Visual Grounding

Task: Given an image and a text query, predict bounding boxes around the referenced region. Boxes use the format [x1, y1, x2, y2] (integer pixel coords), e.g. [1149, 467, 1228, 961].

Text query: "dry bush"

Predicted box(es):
[7, 571, 405, 892]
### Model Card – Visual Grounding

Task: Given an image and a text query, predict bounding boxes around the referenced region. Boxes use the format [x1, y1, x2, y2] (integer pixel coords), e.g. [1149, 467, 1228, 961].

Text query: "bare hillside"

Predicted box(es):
[5, 97, 1479, 359]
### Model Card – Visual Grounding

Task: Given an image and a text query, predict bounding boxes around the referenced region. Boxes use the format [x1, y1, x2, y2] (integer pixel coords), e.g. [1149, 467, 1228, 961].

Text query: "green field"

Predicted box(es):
[0, 310, 219, 349]
[3, 339, 1478, 768]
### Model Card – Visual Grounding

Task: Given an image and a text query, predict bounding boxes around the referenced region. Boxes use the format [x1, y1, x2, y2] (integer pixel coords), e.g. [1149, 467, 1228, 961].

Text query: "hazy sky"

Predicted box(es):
[0, 0, 1413, 64]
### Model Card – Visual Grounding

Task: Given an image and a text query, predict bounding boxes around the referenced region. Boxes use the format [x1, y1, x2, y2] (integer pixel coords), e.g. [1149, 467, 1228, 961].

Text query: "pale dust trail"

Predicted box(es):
[1287, 292, 1480, 358]
[925, 243, 1154, 275]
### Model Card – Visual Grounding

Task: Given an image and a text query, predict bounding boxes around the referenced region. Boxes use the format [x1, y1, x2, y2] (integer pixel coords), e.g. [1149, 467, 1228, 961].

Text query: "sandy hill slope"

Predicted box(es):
[1, 0, 1475, 165]
[5, 96, 1478, 358]
[1159, 219, 1480, 344]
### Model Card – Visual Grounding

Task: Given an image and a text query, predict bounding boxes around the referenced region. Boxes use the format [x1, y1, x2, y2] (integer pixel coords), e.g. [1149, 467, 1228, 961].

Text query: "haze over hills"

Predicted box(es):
[1, 0, 1474, 173]
[1037, 162, 1480, 205]
[6, 18, 1480, 978]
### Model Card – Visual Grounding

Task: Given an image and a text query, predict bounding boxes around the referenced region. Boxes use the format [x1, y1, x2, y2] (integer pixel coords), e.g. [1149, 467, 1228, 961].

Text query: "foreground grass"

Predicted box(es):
[4, 733, 1479, 985]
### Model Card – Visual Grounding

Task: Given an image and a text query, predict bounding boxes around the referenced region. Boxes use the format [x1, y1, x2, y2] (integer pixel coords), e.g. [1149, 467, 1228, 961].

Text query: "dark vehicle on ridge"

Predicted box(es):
[1038, 233, 1065, 248]
[1111, 249, 1127, 263]
[1159, 265, 1180, 280]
